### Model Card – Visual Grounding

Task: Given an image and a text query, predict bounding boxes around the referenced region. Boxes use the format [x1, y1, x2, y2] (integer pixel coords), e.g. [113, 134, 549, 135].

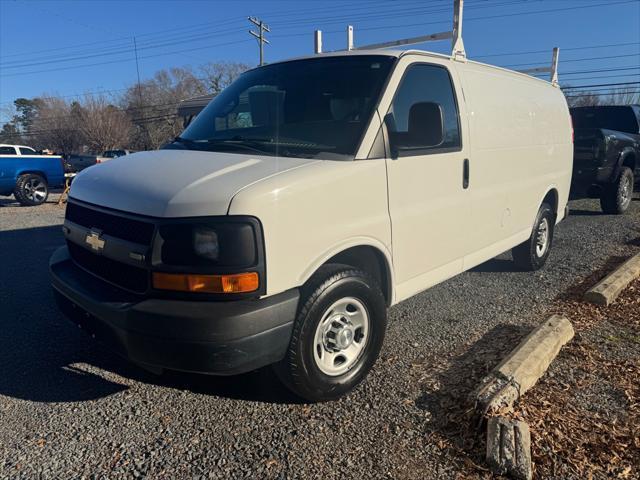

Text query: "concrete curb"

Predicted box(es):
[474, 315, 574, 413]
[584, 252, 640, 306]
[474, 316, 573, 479]
[486, 416, 532, 480]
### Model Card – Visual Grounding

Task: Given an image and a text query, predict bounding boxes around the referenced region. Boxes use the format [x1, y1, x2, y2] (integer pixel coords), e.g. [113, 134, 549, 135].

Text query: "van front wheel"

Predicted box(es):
[511, 203, 555, 271]
[274, 265, 387, 402]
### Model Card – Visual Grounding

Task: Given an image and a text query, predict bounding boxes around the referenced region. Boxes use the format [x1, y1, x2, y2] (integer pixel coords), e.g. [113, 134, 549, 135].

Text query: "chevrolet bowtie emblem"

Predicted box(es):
[85, 230, 105, 252]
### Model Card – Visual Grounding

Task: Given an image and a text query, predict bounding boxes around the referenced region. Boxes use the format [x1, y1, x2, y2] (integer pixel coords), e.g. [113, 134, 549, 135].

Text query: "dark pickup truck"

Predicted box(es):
[571, 105, 640, 214]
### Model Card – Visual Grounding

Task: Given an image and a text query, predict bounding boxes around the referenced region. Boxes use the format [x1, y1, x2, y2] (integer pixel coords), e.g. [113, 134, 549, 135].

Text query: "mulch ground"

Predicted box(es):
[523, 269, 640, 479]
[414, 254, 640, 480]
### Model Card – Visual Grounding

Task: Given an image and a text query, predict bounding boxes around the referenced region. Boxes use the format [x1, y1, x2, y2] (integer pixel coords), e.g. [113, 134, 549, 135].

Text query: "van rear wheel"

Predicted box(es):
[274, 264, 387, 402]
[512, 203, 554, 271]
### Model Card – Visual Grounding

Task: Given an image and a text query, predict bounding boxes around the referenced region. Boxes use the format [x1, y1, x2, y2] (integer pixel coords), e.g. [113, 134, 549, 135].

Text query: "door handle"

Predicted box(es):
[463, 158, 470, 189]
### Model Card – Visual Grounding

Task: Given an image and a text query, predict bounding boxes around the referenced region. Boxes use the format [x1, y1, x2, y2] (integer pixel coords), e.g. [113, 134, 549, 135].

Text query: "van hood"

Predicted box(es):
[69, 149, 318, 217]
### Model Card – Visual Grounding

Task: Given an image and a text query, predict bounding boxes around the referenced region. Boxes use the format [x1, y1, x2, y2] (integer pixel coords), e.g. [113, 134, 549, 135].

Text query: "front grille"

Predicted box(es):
[66, 202, 155, 245]
[68, 241, 149, 293]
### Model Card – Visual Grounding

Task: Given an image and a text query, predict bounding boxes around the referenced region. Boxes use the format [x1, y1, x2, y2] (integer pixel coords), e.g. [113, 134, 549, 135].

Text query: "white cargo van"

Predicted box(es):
[50, 49, 572, 401]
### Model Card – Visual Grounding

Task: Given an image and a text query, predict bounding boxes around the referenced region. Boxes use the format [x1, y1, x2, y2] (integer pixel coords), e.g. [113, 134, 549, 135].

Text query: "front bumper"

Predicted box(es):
[50, 246, 298, 375]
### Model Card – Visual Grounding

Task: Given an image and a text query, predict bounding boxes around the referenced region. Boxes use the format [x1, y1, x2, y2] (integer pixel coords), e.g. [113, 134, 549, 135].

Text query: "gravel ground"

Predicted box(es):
[0, 192, 638, 479]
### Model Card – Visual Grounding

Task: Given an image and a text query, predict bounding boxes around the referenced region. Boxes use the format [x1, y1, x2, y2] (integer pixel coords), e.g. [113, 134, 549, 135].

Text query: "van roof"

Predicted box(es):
[264, 48, 555, 87]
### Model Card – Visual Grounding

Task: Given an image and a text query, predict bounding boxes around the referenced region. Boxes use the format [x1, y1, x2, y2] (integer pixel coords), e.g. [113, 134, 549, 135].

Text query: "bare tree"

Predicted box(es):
[0, 122, 21, 144]
[565, 90, 601, 108]
[30, 97, 83, 154]
[79, 95, 131, 152]
[606, 87, 640, 106]
[200, 61, 250, 94]
[4, 62, 251, 152]
[122, 67, 207, 149]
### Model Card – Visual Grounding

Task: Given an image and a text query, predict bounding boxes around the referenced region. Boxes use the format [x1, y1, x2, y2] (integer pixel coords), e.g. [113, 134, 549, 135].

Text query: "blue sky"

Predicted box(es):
[1, 0, 639, 120]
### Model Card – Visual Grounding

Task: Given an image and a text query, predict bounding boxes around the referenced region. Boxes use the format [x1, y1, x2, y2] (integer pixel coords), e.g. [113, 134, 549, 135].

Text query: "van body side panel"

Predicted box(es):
[227, 159, 392, 298]
[455, 63, 572, 269]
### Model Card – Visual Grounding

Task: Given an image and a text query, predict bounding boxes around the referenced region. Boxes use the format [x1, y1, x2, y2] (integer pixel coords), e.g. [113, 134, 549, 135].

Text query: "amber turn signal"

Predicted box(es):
[152, 272, 259, 294]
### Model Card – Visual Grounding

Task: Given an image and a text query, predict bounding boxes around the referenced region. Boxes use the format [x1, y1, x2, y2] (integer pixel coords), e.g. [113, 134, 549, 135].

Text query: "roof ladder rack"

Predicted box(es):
[517, 47, 561, 86]
[314, 0, 466, 61]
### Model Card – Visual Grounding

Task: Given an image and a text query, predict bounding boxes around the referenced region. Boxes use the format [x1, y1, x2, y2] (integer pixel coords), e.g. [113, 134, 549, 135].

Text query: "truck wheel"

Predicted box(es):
[512, 203, 555, 271]
[14, 173, 49, 206]
[600, 167, 634, 214]
[274, 264, 387, 402]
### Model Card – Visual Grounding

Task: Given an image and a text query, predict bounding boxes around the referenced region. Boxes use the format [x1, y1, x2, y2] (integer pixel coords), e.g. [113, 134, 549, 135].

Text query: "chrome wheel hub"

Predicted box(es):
[313, 297, 369, 376]
[535, 218, 550, 257]
[620, 176, 632, 206]
[24, 178, 46, 202]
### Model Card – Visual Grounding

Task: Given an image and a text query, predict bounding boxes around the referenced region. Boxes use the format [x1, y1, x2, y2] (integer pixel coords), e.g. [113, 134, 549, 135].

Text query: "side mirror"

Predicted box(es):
[408, 101, 444, 148]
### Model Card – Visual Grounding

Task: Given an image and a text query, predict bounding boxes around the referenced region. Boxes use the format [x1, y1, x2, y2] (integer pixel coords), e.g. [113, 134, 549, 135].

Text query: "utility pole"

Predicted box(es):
[132, 36, 149, 150]
[133, 37, 144, 107]
[248, 17, 270, 66]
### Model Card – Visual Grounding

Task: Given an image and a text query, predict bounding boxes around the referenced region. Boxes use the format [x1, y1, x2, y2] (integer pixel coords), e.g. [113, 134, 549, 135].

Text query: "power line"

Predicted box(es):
[3, 43, 636, 104]
[504, 53, 640, 68]
[561, 81, 640, 89]
[270, 0, 639, 39]
[554, 73, 640, 82]
[473, 41, 640, 59]
[268, 0, 526, 31]
[0, 23, 249, 69]
[535, 66, 640, 77]
[1, 99, 193, 125]
[563, 86, 640, 93]
[0, 0, 471, 65]
[565, 91, 640, 98]
[3, 0, 632, 76]
[0, 38, 254, 78]
[0, 0, 390, 59]
[1, 2, 512, 69]
[0, 17, 245, 61]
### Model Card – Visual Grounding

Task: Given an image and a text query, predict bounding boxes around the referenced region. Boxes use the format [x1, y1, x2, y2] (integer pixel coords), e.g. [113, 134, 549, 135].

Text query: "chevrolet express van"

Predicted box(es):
[50, 50, 573, 401]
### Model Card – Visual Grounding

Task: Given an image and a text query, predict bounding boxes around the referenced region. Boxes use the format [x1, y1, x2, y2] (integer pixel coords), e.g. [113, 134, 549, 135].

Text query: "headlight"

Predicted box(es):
[193, 227, 219, 260]
[154, 218, 260, 268]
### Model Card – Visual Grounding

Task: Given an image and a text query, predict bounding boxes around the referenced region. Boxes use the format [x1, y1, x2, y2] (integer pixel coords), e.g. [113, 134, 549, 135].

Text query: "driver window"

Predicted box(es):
[387, 64, 461, 152]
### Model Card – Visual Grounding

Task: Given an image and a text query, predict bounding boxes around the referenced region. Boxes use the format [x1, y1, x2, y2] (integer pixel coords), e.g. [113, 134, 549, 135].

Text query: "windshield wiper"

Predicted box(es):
[206, 138, 272, 155]
[172, 136, 271, 155]
[173, 136, 200, 149]
[227, 135, 274, 143]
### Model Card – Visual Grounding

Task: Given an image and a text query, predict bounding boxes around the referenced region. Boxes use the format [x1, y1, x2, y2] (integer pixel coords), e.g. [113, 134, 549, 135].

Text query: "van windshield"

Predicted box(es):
[170, 55, 395, 160]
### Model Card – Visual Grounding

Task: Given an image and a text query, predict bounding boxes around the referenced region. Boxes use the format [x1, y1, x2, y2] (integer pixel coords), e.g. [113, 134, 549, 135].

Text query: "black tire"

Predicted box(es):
[600, 167, 634, 214]
[274, 264, 387, 402]
[13, 173, 49, 206]
[512, 203, 555, 271]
